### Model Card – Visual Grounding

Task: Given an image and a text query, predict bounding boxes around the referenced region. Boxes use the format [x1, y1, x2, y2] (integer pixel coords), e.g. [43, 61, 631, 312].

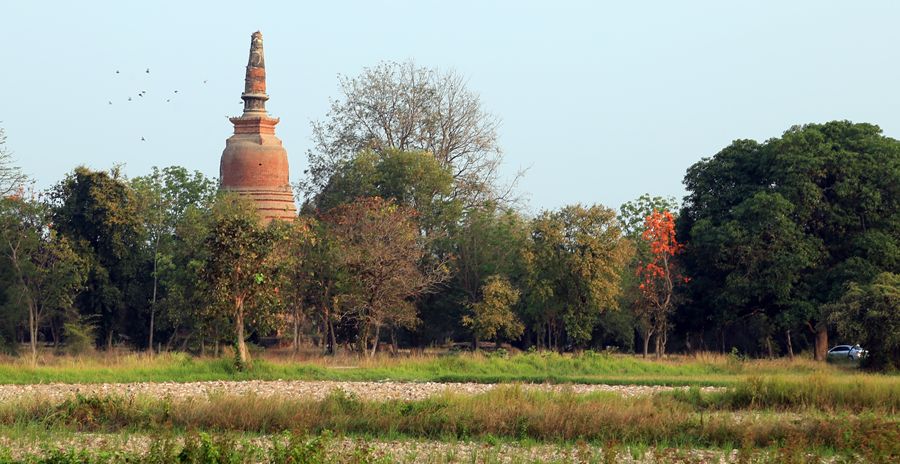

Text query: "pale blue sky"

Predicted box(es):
[2, 1, 899, 212]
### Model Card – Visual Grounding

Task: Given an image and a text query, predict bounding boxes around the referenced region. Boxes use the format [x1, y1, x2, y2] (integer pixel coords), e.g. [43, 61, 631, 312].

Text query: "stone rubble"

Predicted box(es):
[0, 433, 846, 463]
[0, 380, 724, 403]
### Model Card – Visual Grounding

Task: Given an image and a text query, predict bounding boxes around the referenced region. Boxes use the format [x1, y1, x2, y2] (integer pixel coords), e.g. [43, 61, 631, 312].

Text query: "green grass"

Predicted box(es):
[670, 374, 900, 413]
[0, 351, 889, 387]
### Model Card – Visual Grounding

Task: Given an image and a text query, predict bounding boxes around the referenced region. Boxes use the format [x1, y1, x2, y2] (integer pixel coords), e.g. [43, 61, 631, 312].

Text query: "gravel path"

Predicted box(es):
[0, 380, 723, 403]
[0, 433, 855, 463]
[0, 433, 807, 464]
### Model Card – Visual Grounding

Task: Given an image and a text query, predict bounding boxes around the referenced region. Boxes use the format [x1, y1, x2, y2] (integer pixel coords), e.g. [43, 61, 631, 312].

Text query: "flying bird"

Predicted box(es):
[128, 97, 132, 101]
[115, 70, 120, 74]
[174, 90, 178, 94]
[145, 68, 150, 74]
[108, 101, 112, 105]
[202, 80, 207, 84]
[141, 137, 146, 141]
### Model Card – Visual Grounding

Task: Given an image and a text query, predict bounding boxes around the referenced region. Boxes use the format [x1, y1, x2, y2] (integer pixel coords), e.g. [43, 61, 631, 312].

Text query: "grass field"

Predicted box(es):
[1, 351, 897, 463]
[0, 385, 897, 462]
[0, 350, 889, 387]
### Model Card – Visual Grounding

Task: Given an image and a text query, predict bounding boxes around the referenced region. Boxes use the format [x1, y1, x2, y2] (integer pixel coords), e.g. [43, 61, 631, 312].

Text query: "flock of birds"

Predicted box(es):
[109, 68, 228, 142]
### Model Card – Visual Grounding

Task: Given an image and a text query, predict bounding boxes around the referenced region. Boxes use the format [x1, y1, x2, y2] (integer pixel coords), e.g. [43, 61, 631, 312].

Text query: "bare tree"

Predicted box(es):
[304, 61, 516, 209]
[0, 126, 27, 197]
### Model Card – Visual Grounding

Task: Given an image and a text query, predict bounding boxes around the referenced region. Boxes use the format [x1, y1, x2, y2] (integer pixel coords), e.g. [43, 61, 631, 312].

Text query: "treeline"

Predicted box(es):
[0, 62, 897, 369]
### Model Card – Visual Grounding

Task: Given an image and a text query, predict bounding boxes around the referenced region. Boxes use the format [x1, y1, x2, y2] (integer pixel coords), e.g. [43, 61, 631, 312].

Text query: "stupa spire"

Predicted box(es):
[241, 31, 269, 115]
[219, 31, 297, 222]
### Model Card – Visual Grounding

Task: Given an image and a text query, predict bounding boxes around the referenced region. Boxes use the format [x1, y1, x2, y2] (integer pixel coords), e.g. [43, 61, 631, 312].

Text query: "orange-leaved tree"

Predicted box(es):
[636, 210, 687, 358]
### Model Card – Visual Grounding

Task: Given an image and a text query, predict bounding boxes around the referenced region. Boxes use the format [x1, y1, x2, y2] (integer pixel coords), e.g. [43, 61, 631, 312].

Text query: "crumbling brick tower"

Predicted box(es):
[219, 31, 297, 221]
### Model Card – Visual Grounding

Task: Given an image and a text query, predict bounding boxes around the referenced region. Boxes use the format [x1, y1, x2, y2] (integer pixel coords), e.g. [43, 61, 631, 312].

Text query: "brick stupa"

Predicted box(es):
[220, 31, 297, 221]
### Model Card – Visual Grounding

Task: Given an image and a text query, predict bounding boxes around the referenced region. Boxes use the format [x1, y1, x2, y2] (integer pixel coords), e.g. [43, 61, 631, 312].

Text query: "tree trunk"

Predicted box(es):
[765, 336, 774, 359]
[807, 321, 828, 361]
[369, 324, 381, 358]
[359, 322, 370, 355]
[28, 302, 38, 367]
[292, 307, 301, 354]
[320, 306, 330, 355]
[234, 297, 251, 368]
[815, 326, 828, 362]
[165, 329, 178, 352]
[785, 330, 794, 360]
[390, 327, 399, 356]
[640, 325, 654, 359]
[329, 319, 337, 356]
[657, 320, 668, 358]
[148, 244, 158, 354]
[50, 320, 60, 348]
[148, 307, 155, 355]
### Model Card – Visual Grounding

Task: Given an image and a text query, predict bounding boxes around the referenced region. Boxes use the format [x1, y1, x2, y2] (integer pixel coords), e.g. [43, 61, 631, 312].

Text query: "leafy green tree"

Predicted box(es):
[427, 205, 531, 345]
[454, 206, 530, 303]
[50, 167, 145, 349]
[827, 272, 900, 370]
[0, 255, 17, 353]
[462, 275, 523, 348]
[294, 218, 348, 355]
[313, 148, 462, 238]
[679, 121, 900, 359]
[272, 217, 318, 353]
[526, 204, 633, 350]
[131, 166, 216, 352]
[618, 194, 679, 238]
[0, 196, 85, 364]
[160, 204, 219, 353]
[200, 195, 282, 368]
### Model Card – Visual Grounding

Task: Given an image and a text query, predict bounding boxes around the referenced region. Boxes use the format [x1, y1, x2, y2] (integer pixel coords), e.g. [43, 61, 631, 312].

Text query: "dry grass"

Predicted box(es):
[0, 387, 897, 457]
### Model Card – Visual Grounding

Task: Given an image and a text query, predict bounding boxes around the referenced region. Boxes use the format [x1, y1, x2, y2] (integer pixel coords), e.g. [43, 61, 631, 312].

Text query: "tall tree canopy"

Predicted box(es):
[827, 272, 900, 370]
[462, 275, 523, 348]
[200, 195, 283, 368]
[678, 121, 900, 359]
[312, 148, 461, 237]
[618, 194, 680, 357]
[131, 166, 217, 351]
[50, 167, 145, 349]
[635, 210, 686, 358]
[0, 196, 85, 364]
[526, 204, 632, 349]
